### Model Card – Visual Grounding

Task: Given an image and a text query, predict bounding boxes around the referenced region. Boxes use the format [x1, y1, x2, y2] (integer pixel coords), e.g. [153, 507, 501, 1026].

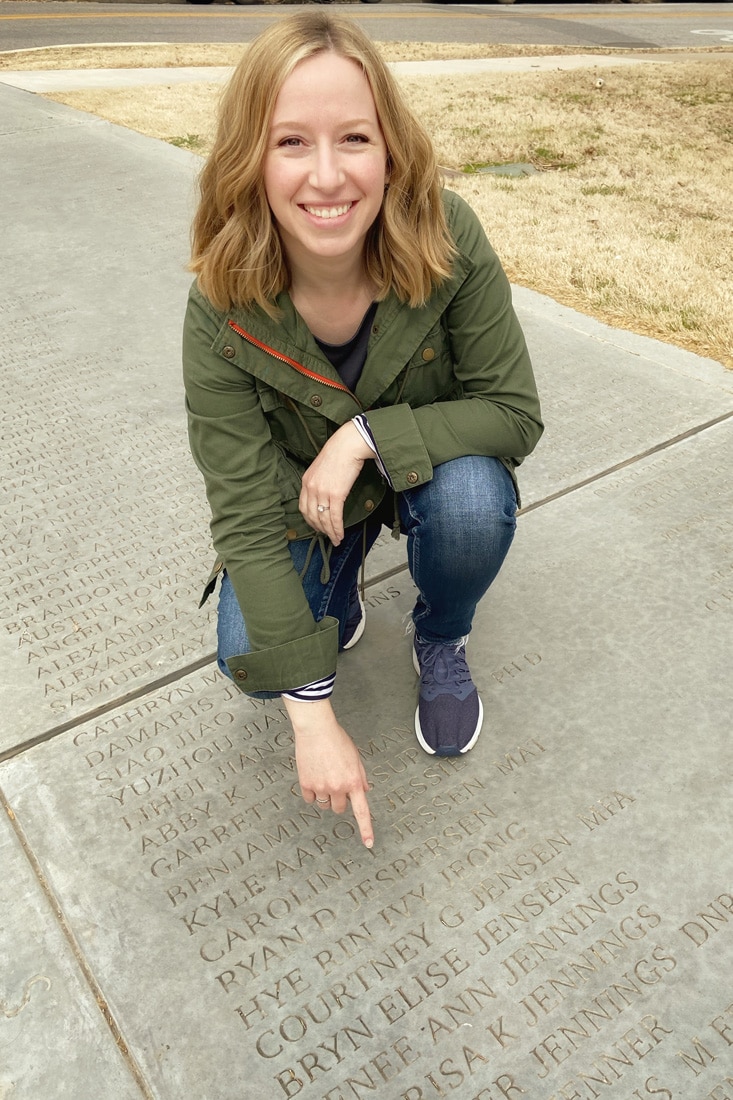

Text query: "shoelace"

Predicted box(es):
[417, 643, 472, 690]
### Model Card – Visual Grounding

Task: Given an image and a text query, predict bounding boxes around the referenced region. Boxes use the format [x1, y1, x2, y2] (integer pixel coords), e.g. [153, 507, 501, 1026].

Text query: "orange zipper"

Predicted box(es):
[228, 320, 361, 406]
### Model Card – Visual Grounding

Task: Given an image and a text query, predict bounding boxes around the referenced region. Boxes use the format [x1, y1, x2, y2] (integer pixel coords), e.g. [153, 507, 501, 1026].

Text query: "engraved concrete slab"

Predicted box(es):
[0, 90, 216, 751]
[0, 809, 143, 1099]
[1, 419, 730, 1099]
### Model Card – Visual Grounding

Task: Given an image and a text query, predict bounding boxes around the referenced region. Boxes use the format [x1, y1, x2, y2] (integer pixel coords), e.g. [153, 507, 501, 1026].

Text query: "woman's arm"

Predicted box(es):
[298, 421, 375, 547]
[183, 286, 339, 692]
[363, 191, 543, 488]
[183, 289, 374, 843]
[285, 696, 374, 848]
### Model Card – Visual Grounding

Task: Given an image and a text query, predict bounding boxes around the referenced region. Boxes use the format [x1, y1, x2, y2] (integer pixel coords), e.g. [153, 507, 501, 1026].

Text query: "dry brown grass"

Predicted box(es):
[0, 43, 247, 71]
[404, 62, 733, 367]
[46, 81, 225, 152]
[34, 48, 733, 368]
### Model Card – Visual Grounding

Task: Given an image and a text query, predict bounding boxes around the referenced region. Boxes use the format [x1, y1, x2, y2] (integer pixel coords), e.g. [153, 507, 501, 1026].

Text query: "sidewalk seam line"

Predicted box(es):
[0, 784, 156, 1100]
[0, 653, 218, 765]
[519, 407, 733, 516]
[0, 569, 406, 764]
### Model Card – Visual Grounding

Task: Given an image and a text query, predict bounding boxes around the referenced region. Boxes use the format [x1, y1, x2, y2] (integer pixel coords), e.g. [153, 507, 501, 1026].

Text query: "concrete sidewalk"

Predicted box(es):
[1, 79, 732, 1100]
[0, 50, 683, 91]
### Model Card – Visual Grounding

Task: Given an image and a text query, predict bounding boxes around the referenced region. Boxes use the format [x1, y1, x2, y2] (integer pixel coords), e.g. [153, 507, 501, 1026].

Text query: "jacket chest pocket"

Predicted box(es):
[256, 381, 329, 461]
[397, 322, 455, 405]
[256, 382, 288, 415]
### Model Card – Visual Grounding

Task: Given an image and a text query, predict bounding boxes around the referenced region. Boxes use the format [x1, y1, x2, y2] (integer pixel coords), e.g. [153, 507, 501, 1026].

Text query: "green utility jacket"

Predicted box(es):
[183, 190, 543, 694]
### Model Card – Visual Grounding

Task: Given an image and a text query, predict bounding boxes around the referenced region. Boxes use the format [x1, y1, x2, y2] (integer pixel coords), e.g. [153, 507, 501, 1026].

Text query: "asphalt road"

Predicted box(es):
[1, 2, 732, 53]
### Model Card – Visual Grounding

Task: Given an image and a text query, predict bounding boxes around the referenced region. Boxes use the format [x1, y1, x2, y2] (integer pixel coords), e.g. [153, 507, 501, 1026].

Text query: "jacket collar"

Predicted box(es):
[357, 257, 468, 410]
[213, 250, 470, 413]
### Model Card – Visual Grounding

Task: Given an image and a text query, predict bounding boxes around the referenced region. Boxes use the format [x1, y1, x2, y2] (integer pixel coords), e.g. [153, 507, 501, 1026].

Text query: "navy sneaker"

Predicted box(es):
[342, 585, 366, 650]
[413, 637, 483, 756]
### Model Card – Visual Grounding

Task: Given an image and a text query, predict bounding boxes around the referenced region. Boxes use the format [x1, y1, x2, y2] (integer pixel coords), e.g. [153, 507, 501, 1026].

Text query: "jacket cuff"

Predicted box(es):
[361, 405, 433, 491]
[225, 616, 339, 694]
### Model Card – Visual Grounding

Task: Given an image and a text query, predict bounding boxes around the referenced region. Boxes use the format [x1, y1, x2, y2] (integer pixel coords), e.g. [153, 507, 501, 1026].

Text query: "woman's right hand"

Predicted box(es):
[283, 697, 374, 848]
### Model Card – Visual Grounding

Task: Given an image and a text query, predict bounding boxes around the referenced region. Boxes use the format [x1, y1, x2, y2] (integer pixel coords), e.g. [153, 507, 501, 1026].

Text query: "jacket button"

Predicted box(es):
[364, 499, 375, 512]
[214, 561, 223, 573]
[222, 345, 236, 359]
[421, 347, 435, 362]
[310, 395, 323, 407]
[285, 529, 297, 540]
[234, 669, 248, 682]
[406, 471, 419, 484]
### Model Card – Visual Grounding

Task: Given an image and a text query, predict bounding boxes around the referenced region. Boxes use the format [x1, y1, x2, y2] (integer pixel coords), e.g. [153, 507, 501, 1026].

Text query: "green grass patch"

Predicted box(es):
[168, 133, 205, 150]
[581, 184, 627, 197]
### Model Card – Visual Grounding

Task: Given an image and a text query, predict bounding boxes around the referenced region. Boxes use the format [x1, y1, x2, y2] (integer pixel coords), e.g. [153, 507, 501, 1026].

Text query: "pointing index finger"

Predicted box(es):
[350, 788, 374, 849]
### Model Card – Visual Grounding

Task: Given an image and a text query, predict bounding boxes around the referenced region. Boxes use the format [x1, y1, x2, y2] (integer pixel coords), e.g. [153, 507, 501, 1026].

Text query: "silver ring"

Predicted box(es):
[315, 796, 330, 804]
[317, 504, 329, 513]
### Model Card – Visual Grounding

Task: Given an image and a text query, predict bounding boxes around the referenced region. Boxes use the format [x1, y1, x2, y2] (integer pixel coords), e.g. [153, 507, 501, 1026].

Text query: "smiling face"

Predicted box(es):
[263, 51, 388, 280]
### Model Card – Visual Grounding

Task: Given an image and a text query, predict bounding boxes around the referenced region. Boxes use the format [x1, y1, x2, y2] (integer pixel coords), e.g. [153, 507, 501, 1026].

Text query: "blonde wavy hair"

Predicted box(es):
[190, 10, 455, 315]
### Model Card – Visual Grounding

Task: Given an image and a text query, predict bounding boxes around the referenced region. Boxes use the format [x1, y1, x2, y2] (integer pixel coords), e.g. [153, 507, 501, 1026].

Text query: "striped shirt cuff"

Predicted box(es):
[282, 673, 335, 703]
[353, 414, 393, 488]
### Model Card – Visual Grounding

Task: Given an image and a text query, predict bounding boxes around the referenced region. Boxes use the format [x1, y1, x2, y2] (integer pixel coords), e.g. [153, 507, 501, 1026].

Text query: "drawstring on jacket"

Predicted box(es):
[391, 493, 401, 541]
[298, 532, 333, 585]
[298, 513, 388, 597]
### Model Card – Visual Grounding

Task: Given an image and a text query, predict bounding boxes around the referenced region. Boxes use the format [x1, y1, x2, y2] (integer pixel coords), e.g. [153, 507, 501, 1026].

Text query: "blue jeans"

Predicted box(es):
[217, 456, 517, 691]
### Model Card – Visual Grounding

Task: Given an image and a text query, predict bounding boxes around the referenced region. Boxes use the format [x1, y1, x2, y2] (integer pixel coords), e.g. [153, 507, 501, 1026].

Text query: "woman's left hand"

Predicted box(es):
[300, 422, 373, 546]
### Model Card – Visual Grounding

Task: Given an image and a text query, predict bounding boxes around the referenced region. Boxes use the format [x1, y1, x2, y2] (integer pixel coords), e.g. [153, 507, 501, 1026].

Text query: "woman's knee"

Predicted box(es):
[414, 456, 517, 530]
